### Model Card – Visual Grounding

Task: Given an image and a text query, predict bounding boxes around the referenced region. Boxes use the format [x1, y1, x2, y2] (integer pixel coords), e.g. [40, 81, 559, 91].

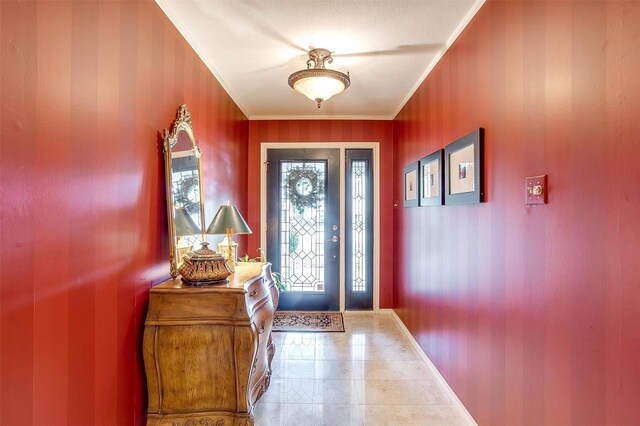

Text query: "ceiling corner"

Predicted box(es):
[391, 0, 488, 120]
[155, 0, 251, 119]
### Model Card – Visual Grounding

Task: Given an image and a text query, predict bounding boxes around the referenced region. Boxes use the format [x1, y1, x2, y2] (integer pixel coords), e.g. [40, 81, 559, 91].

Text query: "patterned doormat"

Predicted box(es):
[272, 311, 345, 332]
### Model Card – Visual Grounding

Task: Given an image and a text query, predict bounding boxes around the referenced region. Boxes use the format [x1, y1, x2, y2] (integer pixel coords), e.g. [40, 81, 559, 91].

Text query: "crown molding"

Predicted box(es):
[249, 114, 393, 121]
[155, 0, 250, 119]
[392, 0, 487, 119]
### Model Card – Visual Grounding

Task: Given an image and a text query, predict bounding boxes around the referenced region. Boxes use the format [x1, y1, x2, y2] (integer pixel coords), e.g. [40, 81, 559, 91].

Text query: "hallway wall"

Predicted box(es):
[393, 1, 640, 424]
[0, 1, 247, 424]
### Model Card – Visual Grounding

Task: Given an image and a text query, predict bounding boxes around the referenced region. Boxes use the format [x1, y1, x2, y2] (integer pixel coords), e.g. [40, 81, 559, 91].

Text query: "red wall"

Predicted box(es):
[0, 2, 247, 425]
[393, 1, 640, 425]
[247, 120, 394, 308]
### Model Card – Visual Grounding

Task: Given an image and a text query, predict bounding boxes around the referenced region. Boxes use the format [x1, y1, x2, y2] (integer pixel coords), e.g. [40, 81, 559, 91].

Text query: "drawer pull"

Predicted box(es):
[249, 289, 259, 297]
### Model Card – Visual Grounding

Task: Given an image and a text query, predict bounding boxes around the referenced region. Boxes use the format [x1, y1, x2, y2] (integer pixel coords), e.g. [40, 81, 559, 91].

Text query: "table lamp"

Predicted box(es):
[206, 202, 252, 272]
[174, 207, 201, 260]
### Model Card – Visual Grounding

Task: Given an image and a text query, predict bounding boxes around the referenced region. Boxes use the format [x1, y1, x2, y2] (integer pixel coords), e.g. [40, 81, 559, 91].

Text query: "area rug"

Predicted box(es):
[272, 311, 345, 332]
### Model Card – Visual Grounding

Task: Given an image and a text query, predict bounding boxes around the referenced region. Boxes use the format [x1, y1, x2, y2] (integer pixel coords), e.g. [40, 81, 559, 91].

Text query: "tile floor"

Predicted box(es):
[254, 312, 472, 426]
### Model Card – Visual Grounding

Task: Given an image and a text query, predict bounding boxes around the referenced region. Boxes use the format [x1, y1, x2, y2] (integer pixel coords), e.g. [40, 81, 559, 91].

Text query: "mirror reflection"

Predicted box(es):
[171, 145, 204, 262]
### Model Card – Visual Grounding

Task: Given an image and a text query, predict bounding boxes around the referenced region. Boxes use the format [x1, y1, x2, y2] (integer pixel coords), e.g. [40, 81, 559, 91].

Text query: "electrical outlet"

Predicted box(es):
[526, 175, 547, 205]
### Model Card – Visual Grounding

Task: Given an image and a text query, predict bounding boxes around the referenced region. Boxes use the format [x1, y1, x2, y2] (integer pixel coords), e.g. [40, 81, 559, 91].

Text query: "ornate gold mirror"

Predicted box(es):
[163, 105, 206, 278]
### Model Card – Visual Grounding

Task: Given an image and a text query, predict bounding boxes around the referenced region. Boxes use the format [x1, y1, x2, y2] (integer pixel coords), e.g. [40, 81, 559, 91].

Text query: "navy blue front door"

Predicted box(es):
[266, 148, 340, 311]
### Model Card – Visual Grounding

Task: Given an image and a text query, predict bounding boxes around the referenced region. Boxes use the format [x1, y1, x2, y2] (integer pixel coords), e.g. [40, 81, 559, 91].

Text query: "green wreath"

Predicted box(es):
[287, 168, 324, 214]
[174, 174, 200, 216]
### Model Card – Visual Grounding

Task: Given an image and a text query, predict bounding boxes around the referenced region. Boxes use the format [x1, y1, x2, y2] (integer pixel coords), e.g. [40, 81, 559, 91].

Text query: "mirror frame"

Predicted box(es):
[163, 104, 206, 278]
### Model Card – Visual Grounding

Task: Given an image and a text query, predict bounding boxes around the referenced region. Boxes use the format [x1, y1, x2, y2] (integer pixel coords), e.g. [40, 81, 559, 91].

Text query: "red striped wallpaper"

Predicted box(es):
[247, 120, 395, 308]
[393, 1, 640, 425]
[0, 1, 247, 425]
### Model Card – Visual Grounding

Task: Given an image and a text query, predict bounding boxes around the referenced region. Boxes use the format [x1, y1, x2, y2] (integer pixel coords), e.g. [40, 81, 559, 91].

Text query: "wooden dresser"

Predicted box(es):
[143, 262, 278, 426]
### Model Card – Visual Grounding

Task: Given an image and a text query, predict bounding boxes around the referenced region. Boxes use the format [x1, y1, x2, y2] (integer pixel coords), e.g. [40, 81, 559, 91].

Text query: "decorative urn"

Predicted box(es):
[178, 242, 232, 286]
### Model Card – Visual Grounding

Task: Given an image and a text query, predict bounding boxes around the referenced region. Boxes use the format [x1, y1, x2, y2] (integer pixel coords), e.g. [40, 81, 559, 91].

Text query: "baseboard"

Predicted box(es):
[387, 309, 478, 426]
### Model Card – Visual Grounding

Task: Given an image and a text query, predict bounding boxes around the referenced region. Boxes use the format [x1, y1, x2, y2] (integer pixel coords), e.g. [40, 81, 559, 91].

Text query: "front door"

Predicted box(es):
[266, 149, 340, 311]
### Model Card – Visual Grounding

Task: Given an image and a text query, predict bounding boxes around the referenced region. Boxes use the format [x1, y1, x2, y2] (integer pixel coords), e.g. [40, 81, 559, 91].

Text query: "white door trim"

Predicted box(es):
[260, 142, 380, 312]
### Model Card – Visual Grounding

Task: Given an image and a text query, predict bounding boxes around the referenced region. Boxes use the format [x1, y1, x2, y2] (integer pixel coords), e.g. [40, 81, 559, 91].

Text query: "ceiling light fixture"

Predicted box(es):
[288, 48, 350, 108]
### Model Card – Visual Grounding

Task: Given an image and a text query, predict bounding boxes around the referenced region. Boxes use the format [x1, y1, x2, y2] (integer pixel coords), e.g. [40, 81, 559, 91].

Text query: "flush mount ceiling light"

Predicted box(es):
[288, 48, 351, 108]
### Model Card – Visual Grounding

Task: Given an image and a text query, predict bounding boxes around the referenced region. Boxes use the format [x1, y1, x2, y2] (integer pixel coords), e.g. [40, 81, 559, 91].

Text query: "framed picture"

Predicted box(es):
[444, 128, 484, 205]
[403, 162, 419, 207]
[419, 149, 444, 206]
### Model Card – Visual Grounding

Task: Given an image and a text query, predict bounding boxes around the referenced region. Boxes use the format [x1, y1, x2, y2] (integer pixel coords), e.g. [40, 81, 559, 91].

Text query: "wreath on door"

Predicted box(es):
[287, 168, 324, 214]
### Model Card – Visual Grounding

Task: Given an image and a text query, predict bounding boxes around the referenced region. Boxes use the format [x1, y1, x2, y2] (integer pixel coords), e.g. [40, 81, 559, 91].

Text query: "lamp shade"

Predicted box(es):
[206, 204, 252, 235]
[174, 207, 201, 237]
[289, 70, 349, 103]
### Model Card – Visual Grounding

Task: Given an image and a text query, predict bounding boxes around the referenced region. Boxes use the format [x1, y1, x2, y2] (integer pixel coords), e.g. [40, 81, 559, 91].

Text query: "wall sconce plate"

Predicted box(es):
[526, 175, 547, 205]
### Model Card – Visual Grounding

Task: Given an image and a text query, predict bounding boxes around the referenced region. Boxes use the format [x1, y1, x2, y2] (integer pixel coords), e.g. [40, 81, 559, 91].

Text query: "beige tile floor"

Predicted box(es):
[254, 312, 472, 426]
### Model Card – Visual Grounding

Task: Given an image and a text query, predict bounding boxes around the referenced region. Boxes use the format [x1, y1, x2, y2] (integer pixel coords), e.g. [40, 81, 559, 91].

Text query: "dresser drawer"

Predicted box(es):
[257, 295, 276, 358]
[252, 302, 274, 348]
[248, 297, 275, 395]
[146, 292, 242, 324]
[245, 276, 269, 314]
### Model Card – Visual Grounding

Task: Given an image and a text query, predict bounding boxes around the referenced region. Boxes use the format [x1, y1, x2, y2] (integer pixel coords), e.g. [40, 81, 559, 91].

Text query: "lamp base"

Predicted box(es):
[176, 237, 193, 265]
[217, 235, 238, 271]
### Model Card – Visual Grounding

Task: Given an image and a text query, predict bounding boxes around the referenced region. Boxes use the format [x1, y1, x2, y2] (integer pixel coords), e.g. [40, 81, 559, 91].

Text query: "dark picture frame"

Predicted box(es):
[419, 149, 445, 206]
[444, 128, 484, 205]
[403, 162, 419, 207]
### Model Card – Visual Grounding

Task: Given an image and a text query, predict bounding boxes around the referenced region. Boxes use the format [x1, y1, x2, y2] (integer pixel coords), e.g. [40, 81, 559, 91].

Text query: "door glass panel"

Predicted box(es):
[345, 149, 373, 310]
[351, 160, 368, 293]
[280, 161, 326, 292]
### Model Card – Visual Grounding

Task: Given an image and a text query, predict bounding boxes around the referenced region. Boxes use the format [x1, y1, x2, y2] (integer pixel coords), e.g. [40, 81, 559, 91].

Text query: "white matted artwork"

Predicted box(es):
[419, 149, 444, 206]
[449, 144, 475, 195]
[423, 159, 439, 198]
[406, 170, 417, 200]
[444, 128, 484, 205]
[403, 162, 419, 207]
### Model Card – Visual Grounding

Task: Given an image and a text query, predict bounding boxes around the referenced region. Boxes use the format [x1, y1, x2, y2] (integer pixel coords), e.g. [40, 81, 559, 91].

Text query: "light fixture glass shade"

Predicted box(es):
[206, 204, 252, 235]
[288, 48, 350, 108]
[291, 72, 348, 103]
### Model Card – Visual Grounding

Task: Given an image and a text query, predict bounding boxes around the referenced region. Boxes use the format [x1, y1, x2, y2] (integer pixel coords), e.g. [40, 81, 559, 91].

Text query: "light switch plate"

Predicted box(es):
[525, 175, 547, 205]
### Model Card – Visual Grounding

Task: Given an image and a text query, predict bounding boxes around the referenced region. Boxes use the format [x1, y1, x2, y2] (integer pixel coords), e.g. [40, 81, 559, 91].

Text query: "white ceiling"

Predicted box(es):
[157, 0, 485, 120]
